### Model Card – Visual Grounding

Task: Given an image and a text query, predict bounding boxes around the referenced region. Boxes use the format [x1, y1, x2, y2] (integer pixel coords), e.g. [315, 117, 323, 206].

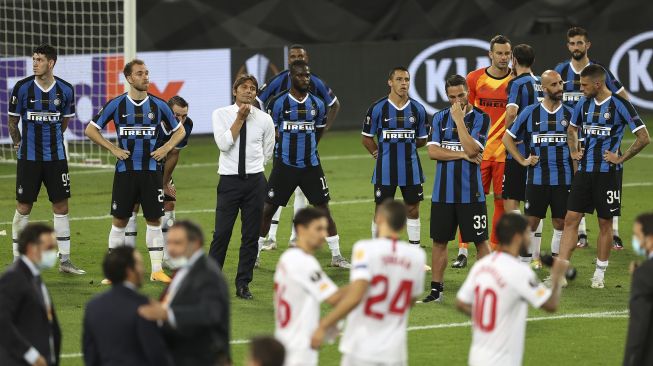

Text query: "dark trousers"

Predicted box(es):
[209, 173, 265, 289]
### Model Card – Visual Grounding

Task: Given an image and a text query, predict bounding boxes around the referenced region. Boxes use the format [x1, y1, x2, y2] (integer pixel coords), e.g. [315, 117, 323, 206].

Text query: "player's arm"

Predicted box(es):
[324, 284, 349, 306]
[84, 124, 129, 160]
[540, 258, 569, 312]
[503, 110, 538, 167]
[151, 126, 185, 162]
[427, 144, 469, 162]
[325, 98, 340, 131]
[416, 138, 427, 148]
[361, 104, 378, 158]
[315, 101, 327, 143]
[162, 148, 179, 197]
[61, 117, 70, 133]
[455, 298, 472, 316]
[610, 127, 650, 164]
[451, 103, 482, 158]
[8, 115, 20, 150]
[505, 105, 519, 128]
[361, 135, 378, 159]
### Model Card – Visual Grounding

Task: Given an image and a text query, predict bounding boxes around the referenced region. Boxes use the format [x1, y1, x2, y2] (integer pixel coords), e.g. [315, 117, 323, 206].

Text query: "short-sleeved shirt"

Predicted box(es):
[362, 97, 429, 186]
[507, 103, 575, 185]
[257, 70, 337, 108]
[339, 238, 425, 364]
[428, 107, 490, 203]
[273, 248, 337, 366]
[570, 94, 646, 173]
[505, 73, 544, 160]
[554, 60, 624, 106]
[267, 91, 326, 168]
[456, 252, 552, 366]
[467, 68, 512, 162]
[158, 117, 193, 149]
[8, 76, 75, 161]
[90, 93, 180, 172]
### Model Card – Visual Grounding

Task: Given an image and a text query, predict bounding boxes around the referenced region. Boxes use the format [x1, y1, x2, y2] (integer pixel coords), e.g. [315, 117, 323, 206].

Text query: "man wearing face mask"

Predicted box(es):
[623, 212, 653, 366]
[138, 220, 231, 366]
[0, 223, 61, 366]
[82, 246, 173, 366]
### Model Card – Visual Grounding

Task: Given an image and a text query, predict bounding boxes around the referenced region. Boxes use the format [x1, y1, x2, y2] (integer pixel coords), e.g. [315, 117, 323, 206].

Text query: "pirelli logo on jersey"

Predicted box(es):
[119, 126, 156, 137]
[532, 133, 567, 144]
[26, 111, 61, 122]
[583, 125, 612, 137]
[563, 92, 584, 102]
[281, 121, 315, 131]
[441, 141, 464, 151]
[382, 129, 415, 140]
[478, 98, 507, 108]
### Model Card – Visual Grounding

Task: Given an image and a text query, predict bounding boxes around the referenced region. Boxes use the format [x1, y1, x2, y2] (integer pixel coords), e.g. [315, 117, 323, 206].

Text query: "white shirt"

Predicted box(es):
[212, 103, 275, 175]
[456, 252, 552, 366]
[165, 249, 204, 328]
[273, 248, 337, 366]
[339, 239, 426, 364]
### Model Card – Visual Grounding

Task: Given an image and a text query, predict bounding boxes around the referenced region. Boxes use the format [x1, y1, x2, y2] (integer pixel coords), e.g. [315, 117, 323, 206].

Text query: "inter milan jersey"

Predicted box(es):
[571, 94, 645, 173]
[267, 91, 326, 168]
[362, 97, 428, 186]
[8, 76, 75, 161]
[90, 93, 179, 172]
[258, 70, 336, 108]
[507, 103, 574, 186]
[429, 107, 490, 203]
[554, 60, 624, 106]
[506, 73, 544, 160]
[158, 117, 193, 149]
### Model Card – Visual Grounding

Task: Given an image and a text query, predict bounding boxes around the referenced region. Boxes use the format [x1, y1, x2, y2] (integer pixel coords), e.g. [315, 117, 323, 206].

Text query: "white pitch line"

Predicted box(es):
[59, 309, 627, 358]
[2, 182, 651, 226]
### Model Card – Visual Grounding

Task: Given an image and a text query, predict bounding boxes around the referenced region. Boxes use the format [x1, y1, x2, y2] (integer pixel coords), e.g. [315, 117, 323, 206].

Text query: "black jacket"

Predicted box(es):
[164, 254, 231, 366]
[624, 258, 653, 366]
[83, 284, 174, 366]
[0, 259, 61, 366]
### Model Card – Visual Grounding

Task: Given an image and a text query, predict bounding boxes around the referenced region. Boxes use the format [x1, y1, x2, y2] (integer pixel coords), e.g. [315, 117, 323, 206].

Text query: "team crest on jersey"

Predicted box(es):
[409, 115, 416, 124]
[17, 185, 23, 195]
[310, 271, 322, 282]
[11, 96, 17, 105]
[365, 115, 371, 125]
[603, 112, 611, 120]
[375, 188, 381, 198]
[112, 201, 118, 210]
[560, 119, 568, 127]
[52, 98, 61, 106]
[268, 188, 275, 198]
[148, 112, 155, 120]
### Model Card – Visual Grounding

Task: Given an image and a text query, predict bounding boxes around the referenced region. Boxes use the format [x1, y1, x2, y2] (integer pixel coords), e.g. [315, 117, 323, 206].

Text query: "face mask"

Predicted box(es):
[167, 255, 189, 270]
[632, 236, 647, 257]
[38, 249, 58, 270]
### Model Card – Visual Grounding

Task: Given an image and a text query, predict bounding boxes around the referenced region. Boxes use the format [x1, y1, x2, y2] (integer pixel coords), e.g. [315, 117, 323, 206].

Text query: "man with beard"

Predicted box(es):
[554, 26, 628, 250]
[503, 70, 574, 268]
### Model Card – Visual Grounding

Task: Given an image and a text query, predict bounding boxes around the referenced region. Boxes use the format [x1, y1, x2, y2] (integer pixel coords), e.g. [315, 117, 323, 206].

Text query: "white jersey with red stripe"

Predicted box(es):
[273, 248, 338, 366]
[456, 251, 552, 366]
[339, 238, 426, 364]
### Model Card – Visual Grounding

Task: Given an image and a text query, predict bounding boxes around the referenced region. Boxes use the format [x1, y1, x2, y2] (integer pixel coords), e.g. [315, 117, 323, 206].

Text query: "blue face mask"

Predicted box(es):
[632, 236, 647, 257]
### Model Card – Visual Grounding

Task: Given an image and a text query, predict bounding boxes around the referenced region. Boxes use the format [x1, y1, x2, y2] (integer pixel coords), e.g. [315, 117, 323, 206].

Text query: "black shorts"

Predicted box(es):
[567, 171, 621, 219]
[266, 161, 330, 206]
[615, 169, 623, 217]
[111, 171, 164, 220]
[16, 159, 70, 203]
[525, 184, 570, 219]
[164, 177, 175, 202]
[502, 158, 527, 201]
[430, 201, 488, 244]
[374, 184, 424, 204]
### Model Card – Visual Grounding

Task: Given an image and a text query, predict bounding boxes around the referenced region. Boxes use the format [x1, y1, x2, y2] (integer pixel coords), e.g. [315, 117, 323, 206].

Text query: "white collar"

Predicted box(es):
[34, 78, 56, 93]
[20, 255, 40, 276]
[594, 94, 612, 106]
[569, 59, 590, 75]
[127, 94, 149, 106]
[288, 93, 309, 104]
[388, 98, 411, 111]
[541, 102, 562, 114]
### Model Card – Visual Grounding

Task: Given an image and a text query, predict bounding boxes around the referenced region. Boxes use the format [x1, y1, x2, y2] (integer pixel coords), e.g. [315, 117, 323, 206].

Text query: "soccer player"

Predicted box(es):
[258, 44, 340, 250]
[258, 60, 349, 268]
[124, 96, 193, 260]
[310, 200, 426, 366]
[273, 208, 344, 366]
[503, 44, 545, 268]
[361, 67, 428, 247]
[554, 26, 629, 249]
[559, 64, 650, 289]
[422, 75, 491, 303]
[8, 43, 85, 274]
[503, 70, 574, 268]
[456, 213, 568, 366]
[462, 34, 512, 259]
[85, 59, 186, 284]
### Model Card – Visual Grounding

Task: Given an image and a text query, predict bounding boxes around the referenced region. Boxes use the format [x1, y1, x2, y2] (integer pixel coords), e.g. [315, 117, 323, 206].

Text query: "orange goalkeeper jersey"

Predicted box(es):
[466, 68, 512, 162]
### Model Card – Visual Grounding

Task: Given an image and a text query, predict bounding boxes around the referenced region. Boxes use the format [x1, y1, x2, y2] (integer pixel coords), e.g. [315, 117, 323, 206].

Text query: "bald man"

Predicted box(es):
[503, 70, 575, 273]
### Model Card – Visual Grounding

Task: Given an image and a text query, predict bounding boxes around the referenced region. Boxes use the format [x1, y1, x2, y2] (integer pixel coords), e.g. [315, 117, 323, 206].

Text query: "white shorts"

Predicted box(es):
[341, 353, 406, 366]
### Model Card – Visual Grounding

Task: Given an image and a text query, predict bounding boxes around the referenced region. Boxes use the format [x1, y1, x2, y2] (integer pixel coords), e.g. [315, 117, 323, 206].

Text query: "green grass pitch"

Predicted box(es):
[1, 126, 651, 365]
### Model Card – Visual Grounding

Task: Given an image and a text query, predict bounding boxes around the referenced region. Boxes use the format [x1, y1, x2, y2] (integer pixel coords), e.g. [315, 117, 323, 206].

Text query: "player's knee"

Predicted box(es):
[16, 202, 33, 215]
[112, 217, 129, 228]
[552, 218, 565, 231]
[564, 212, 582, 227]
[406, 204, 419, 219]
[52, 200, 69, 215]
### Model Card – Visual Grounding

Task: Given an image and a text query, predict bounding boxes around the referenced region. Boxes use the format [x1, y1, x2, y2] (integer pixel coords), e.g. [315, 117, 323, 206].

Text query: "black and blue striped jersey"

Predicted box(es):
[506, 73, 544, 160]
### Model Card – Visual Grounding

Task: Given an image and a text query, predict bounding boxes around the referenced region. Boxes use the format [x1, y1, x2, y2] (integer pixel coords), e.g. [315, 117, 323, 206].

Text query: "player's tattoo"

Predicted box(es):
[567, 127, 578, 154]
[619, 128, 650, 163]
[8, 115, 21, 144]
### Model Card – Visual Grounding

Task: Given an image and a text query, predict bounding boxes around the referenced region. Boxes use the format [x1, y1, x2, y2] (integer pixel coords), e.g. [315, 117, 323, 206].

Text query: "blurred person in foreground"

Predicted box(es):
[246, 336, 285, 366]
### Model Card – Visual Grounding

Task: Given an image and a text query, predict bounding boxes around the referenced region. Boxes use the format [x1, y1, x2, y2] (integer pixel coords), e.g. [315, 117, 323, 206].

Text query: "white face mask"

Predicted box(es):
[167, 254, 189, 270]
[38, 249, 58, 270]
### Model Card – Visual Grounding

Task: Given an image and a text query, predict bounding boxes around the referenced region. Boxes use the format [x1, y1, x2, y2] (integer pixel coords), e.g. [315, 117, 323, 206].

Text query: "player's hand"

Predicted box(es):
[32, 356, 47, 366]
[520, 154, 539, 167]
[13, 141, 20, 151]
[463, 152, 482, 165]
[310, 326, 326, 350]
[603, 150, 622, 165]
[451, 101, 464, 123]
[237, 103, 251, 122]
[164, 181, 176, 199]
[151, 146, 171, 161]
[570, 149, 583, 161]
[371, 150, 378, 159]
[138, 300, 168, 321]
[111, 146, 130, 160]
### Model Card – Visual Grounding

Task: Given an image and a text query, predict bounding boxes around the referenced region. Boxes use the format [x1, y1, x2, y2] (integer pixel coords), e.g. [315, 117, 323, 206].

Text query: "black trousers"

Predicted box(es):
[209, 173, 266, 289]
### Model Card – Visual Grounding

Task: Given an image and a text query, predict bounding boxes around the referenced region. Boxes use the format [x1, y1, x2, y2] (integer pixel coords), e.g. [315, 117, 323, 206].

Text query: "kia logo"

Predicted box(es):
[610, 31, 653, 110]
[408, 38, 491, 115]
